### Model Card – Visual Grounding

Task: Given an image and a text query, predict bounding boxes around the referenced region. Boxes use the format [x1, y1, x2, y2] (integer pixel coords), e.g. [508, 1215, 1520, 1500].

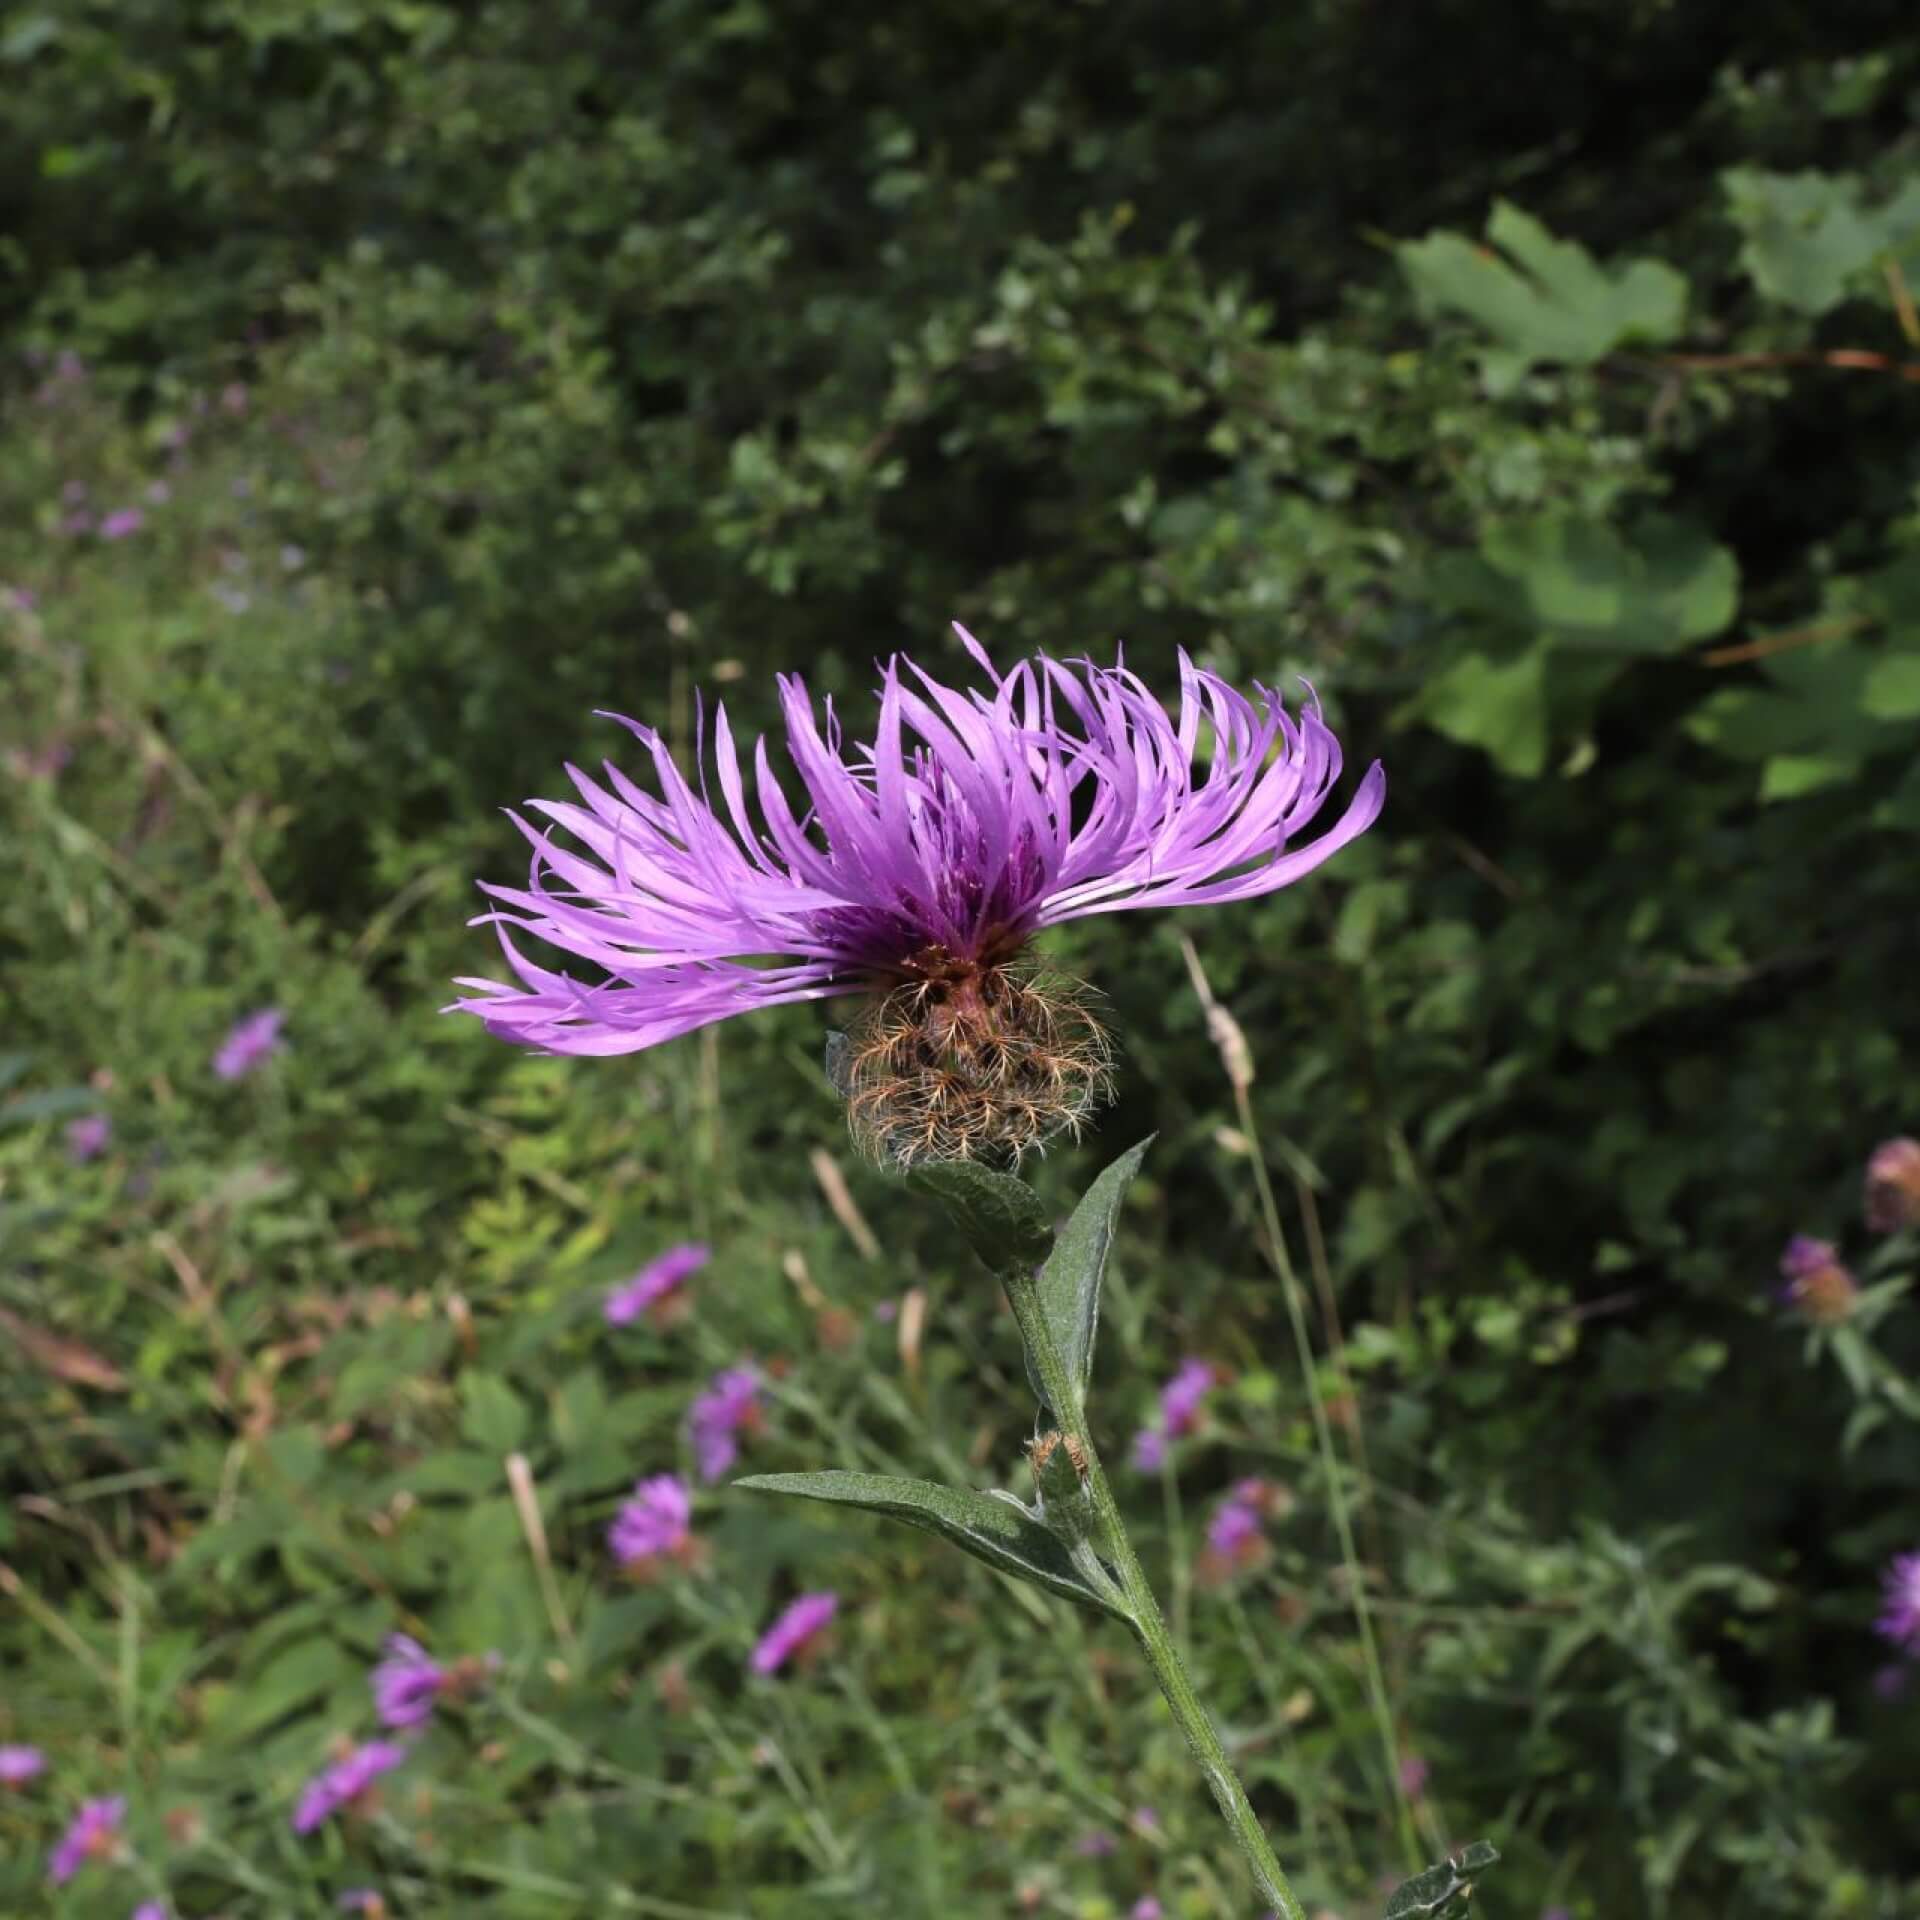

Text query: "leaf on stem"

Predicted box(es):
[736, 1469, 1128, 1620]
[1032, 1135, 1153, 1411]
[1382, 1841, 1501, 1919]
[911, 1160, 1053, 1274]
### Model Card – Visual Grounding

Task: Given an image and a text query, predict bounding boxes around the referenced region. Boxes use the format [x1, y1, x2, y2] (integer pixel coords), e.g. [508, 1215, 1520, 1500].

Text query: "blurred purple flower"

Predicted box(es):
[604, 1243, 709, 1325]
[1160, 1359, 1214, 1436]
[371, 1635, 445, 1729]
[339, 1895, 387, 1916]
[1128, 1806, 1160, 1835]
[0, 1743, 45, 1783]
[145, 479, 172, 505]
[61, 511, 94, 535]
[1132, 1359, 1214, 1472]
[750, 1591, 838, 1676]
[98, 508, 146, 541]
[1866, 1137, 1920, 1233]
[134, 1904, 168, 1920]
[66, 1113, 111, 1162]
[1776, 1235, 1857, 1326]
[872, 1297, 899, 1322]
[1877, 1550, 1920, 1653]
[1207, 1493, 1261, 1557]
[213, 1008, 284, 1081]
[450, 631, 1382, 1061]
[49, 1795, 125, 1884]
[3, 585, 36, 611]
[291, 1740, 406, 1834]
[689, 1367, 761, 1481]
[609, 1474, 692, 1567]
[1398, 1753, 1430, 1798]
[61, 479, 88, 504]
[1131, 1900, 1163, 1920]
[1074, 1829, 1117, 1858]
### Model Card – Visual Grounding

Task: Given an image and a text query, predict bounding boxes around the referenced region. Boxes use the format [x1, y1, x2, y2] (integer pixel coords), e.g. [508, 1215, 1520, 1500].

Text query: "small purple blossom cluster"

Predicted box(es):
[1130, 1358, 1215, 1472]
[690, 1365, 763, 1481]
[291, 1741, 407, 1835]
[1775, 1134, 1920, 1327]
[605, 1242, 709, 1326]
[750, 1592, 839, 1676]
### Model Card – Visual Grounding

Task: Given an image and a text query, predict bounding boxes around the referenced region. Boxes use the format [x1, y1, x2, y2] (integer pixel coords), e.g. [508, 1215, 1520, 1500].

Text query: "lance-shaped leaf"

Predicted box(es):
[1382, 1841, 1501, 1920]
[1032, 1136, 1153, 1412]
[736, 1470, 1128, 1621]
[912, 1160, 1053, 1275]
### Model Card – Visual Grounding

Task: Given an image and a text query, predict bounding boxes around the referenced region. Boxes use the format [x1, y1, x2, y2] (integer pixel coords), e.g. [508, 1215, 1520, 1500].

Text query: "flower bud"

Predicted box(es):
[1865, 1137, 1920, 1233]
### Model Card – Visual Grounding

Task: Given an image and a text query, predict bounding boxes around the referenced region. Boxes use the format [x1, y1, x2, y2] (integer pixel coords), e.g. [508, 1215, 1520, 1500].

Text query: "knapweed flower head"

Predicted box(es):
[98, 507, 146, 541]
[1132, 1358, 1215, 1470]
[0, 1743, 45, 1784]
[291, 1740, 406, 1835]
[66, 1113, 111, 1161]
[370, 1635, 445, 1729]
[609, 1473, 694, 1570]
[1865, 1137, 1920, 1233]
[134, 1904, 169, 1920]
[1776, 1235, 1858, 1326]
[689, 1366, 762, 1481]
[49, 1794, 125, 1884]
[1131, 1900, 1164, 1920]
[213, 1007, 284, 1081]
[750, 1591, 839, 1675]
[605, 1243, 709, 1326]
[451, 628, 1383, 1168]
[1877, 1549, 1920, 1654]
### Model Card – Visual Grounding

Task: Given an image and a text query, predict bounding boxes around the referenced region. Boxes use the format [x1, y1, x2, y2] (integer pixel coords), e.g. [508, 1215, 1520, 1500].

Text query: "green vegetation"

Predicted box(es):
[4, 6, 1919, 1916]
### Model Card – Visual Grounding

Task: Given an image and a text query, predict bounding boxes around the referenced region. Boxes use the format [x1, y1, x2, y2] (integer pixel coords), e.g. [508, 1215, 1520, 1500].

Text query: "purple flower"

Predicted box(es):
[605, 1243, 710, 1325]
[1776, 1235, 1857, 1326]
[609, 1474, 692, 1567]
[291, 1740, 406, 1835]
[0, 1743, 45, 1783]
[49, 1795, 125, 1884]
[1208, 1494, 1261, 1557]
[134, 1904, 169, 1920]
[1075, 1829, 1117, 1858]
[66, 1113, 111, 1162]
[371, 1635, 446, 1729]
[1159, 1359, 1214, 1437]
[1131, 1901, 1164, 1920]
[213, 1007, 284, 1081]
[1128, 1806, 1160, 1835]
[750, 1591, 839, 1675]
[339, 1893, 386, 1915]
[451, 634, 1382, 1163]
[1132, 1359, 1214, 1472]
[1876, 1550, 1920, 1653]
[1398, 1753, 1430, 1798]
[98, 508, 146, 541]
[689, 1367, 761, 1481]
[1866, 1137, 1920, 1233]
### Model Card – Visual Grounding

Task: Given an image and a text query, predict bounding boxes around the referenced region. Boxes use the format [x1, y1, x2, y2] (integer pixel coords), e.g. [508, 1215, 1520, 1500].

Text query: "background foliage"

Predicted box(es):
[4, 5, 1919, 1917]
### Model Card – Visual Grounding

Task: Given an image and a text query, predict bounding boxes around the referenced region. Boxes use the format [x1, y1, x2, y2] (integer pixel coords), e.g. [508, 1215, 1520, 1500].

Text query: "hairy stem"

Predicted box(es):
[1002, 1268, 1308, 1920]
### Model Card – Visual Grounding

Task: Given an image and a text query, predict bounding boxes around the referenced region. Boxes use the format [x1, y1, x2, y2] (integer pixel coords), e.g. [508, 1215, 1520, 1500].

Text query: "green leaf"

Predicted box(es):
[1413, 646, 1550, 776]
[1722, 168, 1920, 316]
[1479, 514, 1738, 655]
[1760, 752, 1859, 801]
[1032, 1137, 1154, 1409]
[1382, 1841, 1502, 1919]
[1399, 199, 1685, 382]
[1861, 652, 1920, 721]
[736, 1471, 1128, 1620]
[460, 1372, 530, 1454]
[911, 1160, 1054, 1275]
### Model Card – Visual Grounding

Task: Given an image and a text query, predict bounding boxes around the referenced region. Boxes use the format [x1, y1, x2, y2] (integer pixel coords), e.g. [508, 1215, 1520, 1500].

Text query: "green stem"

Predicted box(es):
[1002, 1268, 1308, 1920]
